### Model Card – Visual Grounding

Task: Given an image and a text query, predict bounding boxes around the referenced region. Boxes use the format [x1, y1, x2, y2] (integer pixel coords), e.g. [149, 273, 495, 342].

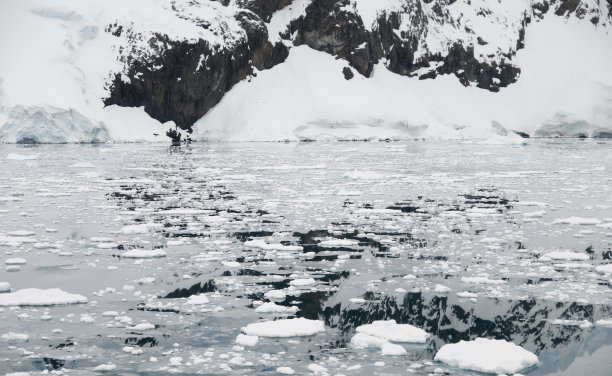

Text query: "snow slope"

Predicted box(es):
[194, 16, 612, 141]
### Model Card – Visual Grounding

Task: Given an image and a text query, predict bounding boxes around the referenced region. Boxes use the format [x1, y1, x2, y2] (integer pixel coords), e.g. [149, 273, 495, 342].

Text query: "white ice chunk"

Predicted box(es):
[1, 332, 29, 341]
[254, 302, 298, 313]
[461, 276, 506, 285]
[355, 320, 429, 343]
[289, 278, 316, 286]
[235, 333, 259, 347]
[121, 249, 166, 258]
[434, 338, 538, 374]
[319, 239, 359, 247]
[0, 288, 87, 306]
[553, 217, 602, 225]
[541, 251, 590, 261]
[0, 282, 11, 292]
[186, 294, 209, 305]
[242, 318, 325, 337]
[264, 289, 287, 300]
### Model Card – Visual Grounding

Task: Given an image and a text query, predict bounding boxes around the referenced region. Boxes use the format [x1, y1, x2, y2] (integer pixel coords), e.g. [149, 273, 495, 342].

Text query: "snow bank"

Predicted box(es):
[434, 338, 538, 374]
[0, 288, 87, 306]
[242, 318, 325, 337]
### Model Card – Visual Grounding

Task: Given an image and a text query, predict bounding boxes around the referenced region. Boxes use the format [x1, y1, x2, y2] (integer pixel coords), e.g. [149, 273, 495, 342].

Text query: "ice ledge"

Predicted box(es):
[0, 105, 109, 144]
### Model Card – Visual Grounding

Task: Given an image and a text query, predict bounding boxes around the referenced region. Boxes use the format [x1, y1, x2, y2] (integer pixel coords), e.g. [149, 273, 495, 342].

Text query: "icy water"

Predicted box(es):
[1, 140, 612, 375]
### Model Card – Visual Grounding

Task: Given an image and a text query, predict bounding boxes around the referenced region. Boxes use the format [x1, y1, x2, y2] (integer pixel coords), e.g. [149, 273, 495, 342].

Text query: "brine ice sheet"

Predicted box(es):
[0, 140, 612, 375]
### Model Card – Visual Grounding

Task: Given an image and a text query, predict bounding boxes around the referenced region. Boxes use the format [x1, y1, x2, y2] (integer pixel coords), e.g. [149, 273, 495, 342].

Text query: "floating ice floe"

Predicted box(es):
[0, 288, 87, 306]
[289, 277, 316, 286]
[307, 364, 328, 373]
[434, 284, 451, 293]
[242, 318, 325, 337]
[235, 333, 259, 347]
[523, 210, 546, 218]
[132, 322, 155, 330]
[276, 366, 295, 374]
[255, 302, 298, 313]
[457, 291, 478, 298]
[5, 258, 26, 265]
[343, 170, 386, 180]
[7, 230, 35, 237]
[0, 282, 11, 292]
[356, 320, 430, 344]
[6, 153, 38, 160]
[350, 333, 407, 355]
[319, 239, 359, 247]
[70, 162, 96, 168]
[554, 262, 593, 269]
[137, 277, 155, 284]
[595, 319, 612, 327]
[541, 251, 590, 261]
[553, 217, 602, 225]
[243, 239, 303, 251]
[93, 363, 116, 371]
[1, 332, 29, 341]
[264, 289, 287, 300]
[461, 276, 506, 285]
[186, 294, 209, 305]
[434, 338, 538, 374]
[121, 249, 166, 258]
[120, 223, 162, 234]
[90, 237, 114, 243]
[596, 264, 612, 274]
[80, 314, 95, 323]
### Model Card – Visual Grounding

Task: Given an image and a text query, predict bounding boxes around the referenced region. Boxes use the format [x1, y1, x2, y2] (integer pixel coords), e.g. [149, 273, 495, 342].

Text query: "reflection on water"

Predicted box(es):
[0, 140, 611, 375]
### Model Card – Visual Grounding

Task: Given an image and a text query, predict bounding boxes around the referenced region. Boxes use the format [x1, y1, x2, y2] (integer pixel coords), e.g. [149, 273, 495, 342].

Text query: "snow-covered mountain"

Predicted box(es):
[0, 0, 611, 142]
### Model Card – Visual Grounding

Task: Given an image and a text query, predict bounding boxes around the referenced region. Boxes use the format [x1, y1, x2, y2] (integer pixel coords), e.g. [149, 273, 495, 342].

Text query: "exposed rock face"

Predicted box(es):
[291, 0, 373, 76]
[102, 0, 611, 137]
[104, 11, 288, 132]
